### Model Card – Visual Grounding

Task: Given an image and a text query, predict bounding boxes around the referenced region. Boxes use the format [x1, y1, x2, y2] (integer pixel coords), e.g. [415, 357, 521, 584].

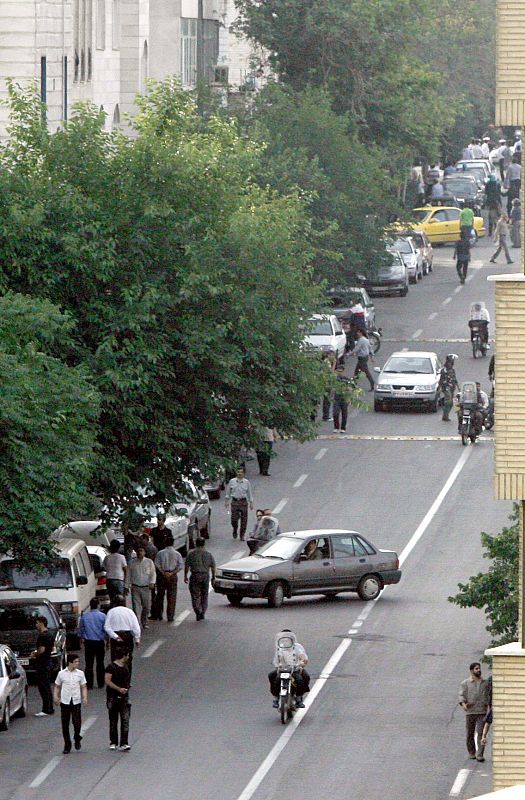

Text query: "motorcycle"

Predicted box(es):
[458, 381, 481, 445]
[469, 320, 488, 358]
[367, 324, 382, 355]
[484, 394, 495, 431]
[277, 669, 296, 724]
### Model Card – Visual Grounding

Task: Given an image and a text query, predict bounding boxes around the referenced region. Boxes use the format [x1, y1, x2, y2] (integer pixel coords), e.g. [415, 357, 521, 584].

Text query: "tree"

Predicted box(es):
[448, 506, 519, 648]
[0, 79, 331, 525]
[0, 293, 99, 569]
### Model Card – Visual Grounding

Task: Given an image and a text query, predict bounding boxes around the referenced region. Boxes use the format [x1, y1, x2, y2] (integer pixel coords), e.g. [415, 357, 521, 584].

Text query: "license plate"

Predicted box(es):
[18, 659, 29, 666]
[217, 580, 235, 589]
[395, 390, 413, 397]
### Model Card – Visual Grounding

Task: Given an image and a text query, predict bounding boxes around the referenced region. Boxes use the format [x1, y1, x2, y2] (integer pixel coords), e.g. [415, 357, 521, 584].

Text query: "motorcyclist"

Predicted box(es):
[438, 354, 459, 422]
[269, 629, 310, 709]
[247, 511, 281, 554]
[469, 302, 490, 346]
[474, 381, 489, 434]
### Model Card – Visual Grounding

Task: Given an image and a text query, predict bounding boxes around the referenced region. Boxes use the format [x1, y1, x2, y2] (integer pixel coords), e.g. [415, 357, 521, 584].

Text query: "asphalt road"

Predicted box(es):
[2, 235, 518, 800]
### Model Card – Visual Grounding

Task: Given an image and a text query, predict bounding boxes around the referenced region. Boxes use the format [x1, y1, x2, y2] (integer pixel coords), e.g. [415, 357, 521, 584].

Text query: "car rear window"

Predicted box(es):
[0, 559, 73, 590]
[0, 604, 55, 631]
[355, 536, 376, 555]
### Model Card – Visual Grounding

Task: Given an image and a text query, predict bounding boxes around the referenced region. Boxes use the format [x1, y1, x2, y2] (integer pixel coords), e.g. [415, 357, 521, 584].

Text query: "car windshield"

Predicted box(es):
[383, 356, 434, 374]
[0, 560, 73, 590]
[393, 240, 412, 254]
[459, 166, 485, 180]
[412, 210, 430, 222]
[255, 537, 302, 560]
[0, 604, 55, 630]
[444, 179, 476, 193]
[308, 320, 333, 336]
[327, 291, 362, 307]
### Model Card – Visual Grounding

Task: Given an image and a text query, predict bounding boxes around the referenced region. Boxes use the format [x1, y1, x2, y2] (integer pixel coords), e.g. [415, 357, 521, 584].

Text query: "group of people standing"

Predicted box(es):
[320, 329, 375, 433]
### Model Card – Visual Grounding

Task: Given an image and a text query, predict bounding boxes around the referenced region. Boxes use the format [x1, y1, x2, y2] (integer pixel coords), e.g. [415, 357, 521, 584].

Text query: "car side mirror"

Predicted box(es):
[428, 218, 437, 223]
[297, 553, 308, 562]
[9, 671, 20, 680]
[77, 575, 88, 586]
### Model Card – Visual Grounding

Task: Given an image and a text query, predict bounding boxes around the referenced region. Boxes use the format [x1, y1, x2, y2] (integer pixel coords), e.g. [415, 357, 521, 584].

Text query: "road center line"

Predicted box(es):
[29, 757, 63, 789]
[234, 448, 472, 800]
[449, 768, 471, 797]
[428, 312, 437, 320]
[172, 610, 190, 627]
[453, 286, 462, 294]
[81, 714, 98, 734]
[272, 498, 288, 515]
[314, 448, 327, 461]
[141, 638, 165, 658]
[293, 474, 308, 488]
[442, 296, 452, 306]
[412, 329, 422, 339]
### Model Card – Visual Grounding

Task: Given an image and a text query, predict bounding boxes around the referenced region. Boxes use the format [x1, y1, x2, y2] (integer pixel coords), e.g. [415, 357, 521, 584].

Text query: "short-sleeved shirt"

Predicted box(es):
[55, 667, 87, 704]
[185, 548, 215, 575]
[105, 661, 131, 700]
[35, 630, 54, 667]
[104, 552, 127, 580]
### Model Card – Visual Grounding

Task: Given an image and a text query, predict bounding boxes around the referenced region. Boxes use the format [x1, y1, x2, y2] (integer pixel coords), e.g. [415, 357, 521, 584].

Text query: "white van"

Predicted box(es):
[54, 520, 121, 549]
[0, 539, 96, 642]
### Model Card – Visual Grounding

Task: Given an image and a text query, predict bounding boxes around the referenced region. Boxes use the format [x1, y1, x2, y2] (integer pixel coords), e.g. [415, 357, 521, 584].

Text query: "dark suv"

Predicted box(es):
[0, 599, 67, 677]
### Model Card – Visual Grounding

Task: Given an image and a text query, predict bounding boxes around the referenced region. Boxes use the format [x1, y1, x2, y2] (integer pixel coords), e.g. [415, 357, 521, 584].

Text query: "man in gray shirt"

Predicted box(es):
[154, 535, 184, 622]
[224, 467, 254, 541]
[459, 662, 491, 761]
[350, 329, 375, 391]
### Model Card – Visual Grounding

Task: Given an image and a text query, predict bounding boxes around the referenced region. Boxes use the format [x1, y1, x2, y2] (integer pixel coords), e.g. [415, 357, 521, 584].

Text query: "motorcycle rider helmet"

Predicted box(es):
[274, 629, 298, 669]
[445, 353, 458, 363]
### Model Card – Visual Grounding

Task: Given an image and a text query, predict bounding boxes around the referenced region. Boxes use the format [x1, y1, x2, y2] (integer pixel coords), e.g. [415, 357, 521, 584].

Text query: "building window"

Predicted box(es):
[203, 20, 219, 82]
[96, 0, 105, 50]
[112, 0, 120, 49]
[181, 18, 197, 88]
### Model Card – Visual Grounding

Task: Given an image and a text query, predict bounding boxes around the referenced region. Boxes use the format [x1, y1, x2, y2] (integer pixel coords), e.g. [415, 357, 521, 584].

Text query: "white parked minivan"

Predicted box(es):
[0, 539, 96, 643]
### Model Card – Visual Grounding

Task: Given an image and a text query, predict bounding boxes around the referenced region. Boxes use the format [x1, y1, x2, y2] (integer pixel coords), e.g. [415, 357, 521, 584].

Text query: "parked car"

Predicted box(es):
[411, 206, 486, 244]
[0, 644, 28, 731]
[373, 350, 441, 412]
[86, 545, 111, 611]
[214, 529, 401, 607]
[139, 480, 211, 549]
[390, 236, 423, 283]
[364, 251, 409, 297]
[455, 159, 494, 181]
[55, 520, 122, 550]
[0, 599, 67, 678]
[443, 174, 484, 215]
[324, 286, 376, 328]
[411, 230, 434, 274]
[303, 314, 347, 362]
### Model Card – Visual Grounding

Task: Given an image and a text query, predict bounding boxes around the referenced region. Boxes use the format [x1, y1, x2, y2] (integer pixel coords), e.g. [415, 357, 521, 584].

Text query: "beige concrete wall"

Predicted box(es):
[486, 642, 525, 788]
[496, 0, 525, 125]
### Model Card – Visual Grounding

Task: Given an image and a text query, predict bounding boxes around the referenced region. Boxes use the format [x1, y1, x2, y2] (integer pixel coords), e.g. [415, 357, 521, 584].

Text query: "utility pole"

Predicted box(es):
[197, 0, 205, 84]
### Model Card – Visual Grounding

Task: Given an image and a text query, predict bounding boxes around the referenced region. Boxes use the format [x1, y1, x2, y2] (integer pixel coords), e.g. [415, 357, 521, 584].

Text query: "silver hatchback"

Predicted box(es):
[214, 530, 401, 608]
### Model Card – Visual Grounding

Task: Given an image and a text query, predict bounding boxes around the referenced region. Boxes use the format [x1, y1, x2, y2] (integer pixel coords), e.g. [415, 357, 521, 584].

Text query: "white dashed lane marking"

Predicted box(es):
[412, 329, 422, 339]
[428, 312, 437, 320]
[171, 610, 190, 627]
[272, 498, 288, 515]
[442, 297, 452, 306]
[142, 639, 165, 658]
[314, 448, 327, 461]
[293, 474, 308, 488]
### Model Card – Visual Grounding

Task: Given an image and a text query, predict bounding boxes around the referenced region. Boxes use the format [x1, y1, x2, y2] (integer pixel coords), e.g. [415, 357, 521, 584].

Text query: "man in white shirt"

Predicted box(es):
[53, 653, 88, 754]
[481, 137, 491, 159]
[126, 546, 156, 629]
[471, 139, 484, 158]
[104, 539, 128, 602]
[105, 596, 141, 675]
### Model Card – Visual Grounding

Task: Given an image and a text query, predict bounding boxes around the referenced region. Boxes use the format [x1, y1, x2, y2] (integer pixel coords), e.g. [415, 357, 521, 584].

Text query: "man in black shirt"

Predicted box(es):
[105, 646, 132, 751]
[32, 616, 55, 716]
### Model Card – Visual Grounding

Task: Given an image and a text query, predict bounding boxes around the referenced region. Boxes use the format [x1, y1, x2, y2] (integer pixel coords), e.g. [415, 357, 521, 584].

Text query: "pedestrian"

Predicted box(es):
[139, 532, 158, 562]
[485, 174, 502, 236]
[321, 351, 337, 421]
[78, 597, 107, 690]
[247, 511, 281, 554]
[150, 512, 172, 552]
[255, 427, 276, 476]
[154, 534, 184, 622]
[105, 645, 131, 751]
[481, 136, 491, 159]
[459, 662, 491, 762]
[184, 538, 216, 621]
[454, 237, 471, 284]
[104, 595, 141, 676]
[350, 329, 375, 392]
[126, 545, 156, 629]
[504, 155, 521, 214]
[471, 138, 484, 158]
[104, 539, 128, 603]
[479, 678, 493, 761]
[510, 197, 521, 248]
[438, 355, 459, 422]
[462, 142, 473, 161]
[32, 615, 55, 717]
[430, 180, 444, 201]
[333, 366, 351, 432]
[224, 466, 254, 541]
[489, 213, 514, 264]
[53, 653, 88, 754]
[459, 205, 474, 241]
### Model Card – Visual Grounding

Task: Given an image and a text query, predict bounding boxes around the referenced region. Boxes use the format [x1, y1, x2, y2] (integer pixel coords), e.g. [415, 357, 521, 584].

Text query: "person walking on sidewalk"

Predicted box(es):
[184, 538, 216, 621]
[510, 197, 521, 248]
[154, 534, 184, 622]
[224, 467, 253, 541]
[454, 237, 471, 284]
[333, 366, 351, 432]
[256, 427, 276, 477]
[126, 546, 156, 629]
[490, 213, 514, 264]
[104, 596, 141, 676]
[350, 329, 375, 391]
[459, 662, 491, 761]
[53, 654, 88, 754]
[32, 615, 55, 717]
[104, 540, 128, 603]
[78, 598, 107, 690]
[105, 646, 131, 751]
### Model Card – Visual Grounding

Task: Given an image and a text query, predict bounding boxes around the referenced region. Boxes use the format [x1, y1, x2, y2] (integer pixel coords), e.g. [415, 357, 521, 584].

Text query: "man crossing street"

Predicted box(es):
[224, 467, 253, 540]
[184, 538, 216, 621]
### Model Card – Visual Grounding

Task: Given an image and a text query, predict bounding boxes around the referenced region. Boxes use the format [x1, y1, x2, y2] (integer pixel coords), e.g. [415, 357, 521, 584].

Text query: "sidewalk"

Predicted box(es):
[459, 750, 493, 798]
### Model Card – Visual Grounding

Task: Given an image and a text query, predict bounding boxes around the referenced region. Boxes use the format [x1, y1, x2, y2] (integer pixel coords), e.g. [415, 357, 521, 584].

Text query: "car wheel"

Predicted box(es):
[0, 700, 10, 731]
[374, 400, 382, 412]
[226, 593, 243, 606]
[400, 285, 408, 297]
[267, 582, 285, 608]
[15, 689, 28, 718]
[357, 574, 382, 601]
[202, 512, 211, 540]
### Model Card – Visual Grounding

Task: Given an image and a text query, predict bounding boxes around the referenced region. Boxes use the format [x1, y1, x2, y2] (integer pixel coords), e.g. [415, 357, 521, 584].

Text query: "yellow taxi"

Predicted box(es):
[410, 206, 486, 244]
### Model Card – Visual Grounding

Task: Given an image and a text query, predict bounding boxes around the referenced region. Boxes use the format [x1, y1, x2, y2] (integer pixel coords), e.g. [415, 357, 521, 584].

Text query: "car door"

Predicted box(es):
[4, 648, 23, 711]
[445, 208, 461, 240]
[425, 209, 449, 242]
[291, 537, 335, 593]
[332, 317, 346, 359]
[332, 535, 371, 588]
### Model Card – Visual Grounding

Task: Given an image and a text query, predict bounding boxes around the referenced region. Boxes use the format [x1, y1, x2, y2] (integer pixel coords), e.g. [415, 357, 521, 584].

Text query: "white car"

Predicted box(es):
[391, 236, 423, 283]
[455, 159, 494, 182]
[0, 645, 27, 731]
[139, 480, 211, 549]
[374, 350, 441, 412]
[304, 314, 346, 362]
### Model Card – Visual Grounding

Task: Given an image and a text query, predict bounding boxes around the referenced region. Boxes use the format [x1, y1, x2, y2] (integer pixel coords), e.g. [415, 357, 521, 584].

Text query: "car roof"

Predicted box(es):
[309, 313, 333, 321]
[388, 350, 437, 359]
[278, 529, 360, 539]
[0, 597, 56, 609]
[413, 206, 458, 212]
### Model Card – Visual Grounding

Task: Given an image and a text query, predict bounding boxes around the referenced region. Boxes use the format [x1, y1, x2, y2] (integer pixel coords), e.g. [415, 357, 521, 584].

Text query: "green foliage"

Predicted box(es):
[0, 293, 99, 569]
[448, 506, 519, 648]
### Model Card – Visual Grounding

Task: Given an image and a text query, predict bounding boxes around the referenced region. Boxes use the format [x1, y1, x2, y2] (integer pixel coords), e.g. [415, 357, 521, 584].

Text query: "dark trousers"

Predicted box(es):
[110, 631, 135, 676]
[231, 500, 248, 538]
[456, 258, 468, 282]
[106, 578, 124, 602]
[354, 356, 374, 389]
[36, 664, 54, 714]
[156, 573, 178, 621]
[322, 395, 331, 421]
[466, 713, 485, 757]
[256, 443, 272, 475]
[108, 698, 130, 747]
[61, 701, 82, 751]
[268, 669, 310, 697]
[333, 396, 348, 430]
[84, 640, 106, 689]
[189, 573, 209, 617]
[507, 179, 521, 213]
